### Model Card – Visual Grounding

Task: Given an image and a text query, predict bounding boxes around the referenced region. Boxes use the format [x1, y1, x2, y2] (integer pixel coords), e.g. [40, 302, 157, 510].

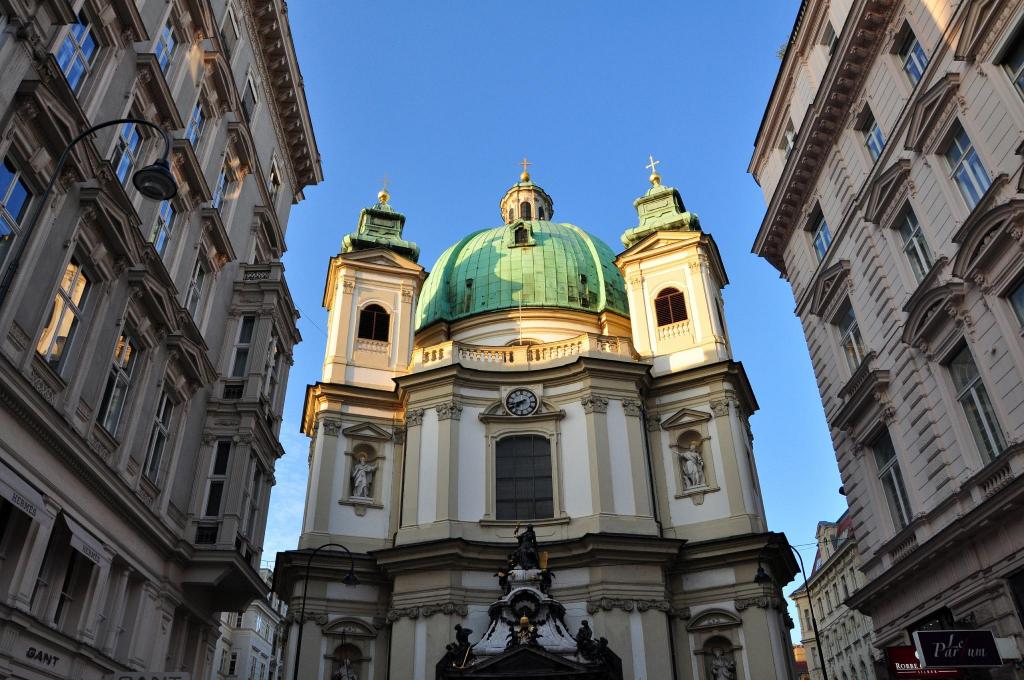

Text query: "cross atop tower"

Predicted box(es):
[646, 154, 662, 186]
[378, 172, 391, 204]
[519, 157, 532, 182]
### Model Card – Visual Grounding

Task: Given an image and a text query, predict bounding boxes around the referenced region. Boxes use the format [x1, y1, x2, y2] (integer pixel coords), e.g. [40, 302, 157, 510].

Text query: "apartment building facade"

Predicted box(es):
[791, 514, 877, 680]
[0, 0, 319, 677]
[211, 568, 286, 680]
[751, 0, 1024, 674]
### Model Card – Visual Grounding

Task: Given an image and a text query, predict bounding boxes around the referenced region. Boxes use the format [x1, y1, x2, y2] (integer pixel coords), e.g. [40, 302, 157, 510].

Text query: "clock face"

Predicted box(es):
[505, 389, 539, 416]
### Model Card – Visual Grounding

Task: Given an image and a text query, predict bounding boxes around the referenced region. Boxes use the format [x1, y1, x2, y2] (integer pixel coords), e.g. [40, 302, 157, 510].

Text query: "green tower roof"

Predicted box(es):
[415, 220, 629, 331]
[342, 195, 420, 263]
[620, 181, 700, 249]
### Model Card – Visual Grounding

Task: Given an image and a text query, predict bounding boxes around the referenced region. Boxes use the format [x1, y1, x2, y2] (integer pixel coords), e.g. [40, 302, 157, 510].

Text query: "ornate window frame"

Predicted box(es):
[952, 198, 1024, 296]
[478, 396, 567, 525]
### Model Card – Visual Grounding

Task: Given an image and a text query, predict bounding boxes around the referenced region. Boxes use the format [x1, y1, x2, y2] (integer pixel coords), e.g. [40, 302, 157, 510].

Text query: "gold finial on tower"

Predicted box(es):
[519, 157, 533, 183]
[646, 154, 662, 186]
[377, 173, 391, 204]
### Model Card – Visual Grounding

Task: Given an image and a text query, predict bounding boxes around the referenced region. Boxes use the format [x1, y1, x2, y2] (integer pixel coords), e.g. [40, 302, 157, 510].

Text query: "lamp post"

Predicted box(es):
[291, 543, 359, 680]
[755, 546, 830, 680]
[0, 117, 177, 306]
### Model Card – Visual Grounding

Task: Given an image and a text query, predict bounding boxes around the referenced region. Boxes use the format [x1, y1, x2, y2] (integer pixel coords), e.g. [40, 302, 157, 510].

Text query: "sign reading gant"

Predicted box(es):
[912, 630, 1002, 668]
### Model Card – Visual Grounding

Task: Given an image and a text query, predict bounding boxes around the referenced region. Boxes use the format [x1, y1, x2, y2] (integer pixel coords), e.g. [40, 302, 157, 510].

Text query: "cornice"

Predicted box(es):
[753, 0, 899, 274]
[240, 0, 322, 193]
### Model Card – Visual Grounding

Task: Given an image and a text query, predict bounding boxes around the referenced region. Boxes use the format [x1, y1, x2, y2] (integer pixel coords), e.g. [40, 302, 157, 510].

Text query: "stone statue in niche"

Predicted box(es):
[351, 454, 378, 499]
[509, 524, 540, 570]
[708, 647, 736, 680]
[678, 441, 706, 489]
[332, 657, 357, 680]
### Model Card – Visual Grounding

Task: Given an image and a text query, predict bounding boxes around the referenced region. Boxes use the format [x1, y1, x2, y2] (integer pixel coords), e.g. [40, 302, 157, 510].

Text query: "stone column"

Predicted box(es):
[400, 409, 424, 527]
[75, 546, 115, 645]
[622, 399, 653, 516]
[434, 401, 462, 522]
[6, 497, 58, 612]
[583, 394, 613, 515]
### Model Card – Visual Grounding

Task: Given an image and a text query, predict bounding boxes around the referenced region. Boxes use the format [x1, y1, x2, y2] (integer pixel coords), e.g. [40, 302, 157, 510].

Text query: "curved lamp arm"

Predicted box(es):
[0, 117, 175, 306]
[292, 542, 359, 680]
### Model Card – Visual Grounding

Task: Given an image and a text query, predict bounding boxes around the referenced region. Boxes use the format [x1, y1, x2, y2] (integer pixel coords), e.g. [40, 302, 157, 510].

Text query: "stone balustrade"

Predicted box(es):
[413, 333, 635, 371]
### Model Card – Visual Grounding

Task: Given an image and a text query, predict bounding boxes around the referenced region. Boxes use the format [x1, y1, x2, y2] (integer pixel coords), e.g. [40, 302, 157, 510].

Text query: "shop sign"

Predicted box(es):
[913, 630, 1002, 668]
[886, 646, 963, 678]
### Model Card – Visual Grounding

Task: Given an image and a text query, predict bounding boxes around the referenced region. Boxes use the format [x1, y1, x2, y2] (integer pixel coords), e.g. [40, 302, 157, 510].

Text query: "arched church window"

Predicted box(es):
[508, 207, 515, 221]
[495, 435, 552, 520]
[357, 304, 390, 342]
[514, 226, 528, 245]
[654, 287, 687, 326]
[537, 206, 545, 220]
[519, 201, 532, 220]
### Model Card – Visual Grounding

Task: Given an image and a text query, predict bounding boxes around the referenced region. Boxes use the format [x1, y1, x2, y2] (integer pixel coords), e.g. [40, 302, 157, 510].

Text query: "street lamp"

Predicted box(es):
[0, 117, 177, 305]
[291, 543, 359, 680]
[755, 547, 830, 680]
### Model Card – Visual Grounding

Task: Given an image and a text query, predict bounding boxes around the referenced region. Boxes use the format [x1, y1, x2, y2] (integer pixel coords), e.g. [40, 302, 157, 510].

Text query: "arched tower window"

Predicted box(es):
[514, 226, 528, 245]
[357, 304, 390, 342]
[654, 287, 687, 326]
[519, 201, 532, 220]
[508, 207, 515, 222]
[495, 435, 552, 520]
[537, 206, 545, 220]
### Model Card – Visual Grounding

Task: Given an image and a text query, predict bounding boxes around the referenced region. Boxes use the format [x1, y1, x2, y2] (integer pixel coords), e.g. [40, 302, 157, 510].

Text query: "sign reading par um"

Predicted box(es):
[103, 674, 191, 680]
[912, 630, 1002, 668]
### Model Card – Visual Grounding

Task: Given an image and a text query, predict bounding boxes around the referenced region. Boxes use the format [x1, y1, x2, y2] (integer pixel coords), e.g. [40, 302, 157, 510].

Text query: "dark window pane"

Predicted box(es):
[205, 481, 224, 516]
[495, 435, 553, 520]
[213, 441, 231, 475]
[654, 287, 687, 326]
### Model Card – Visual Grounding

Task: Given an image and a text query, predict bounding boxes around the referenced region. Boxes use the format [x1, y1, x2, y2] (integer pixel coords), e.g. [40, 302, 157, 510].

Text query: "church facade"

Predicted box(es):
[274, 167, 799, 680]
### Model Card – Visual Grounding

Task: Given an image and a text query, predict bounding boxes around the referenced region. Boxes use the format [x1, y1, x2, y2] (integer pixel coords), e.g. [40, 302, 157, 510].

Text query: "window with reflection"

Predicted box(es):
[56, 12, 97, 92]
[495, 435, 553, 520]
[835, 302, 865, 372]
[0, 157, 32, 268]
[944, 123, 990, 210]
[896, 207, 933, 283]
[898, 29, 928, 85]
[654, 287, 687, 326]
[97, 331, 139, 436]
[37, 259, 90, 369]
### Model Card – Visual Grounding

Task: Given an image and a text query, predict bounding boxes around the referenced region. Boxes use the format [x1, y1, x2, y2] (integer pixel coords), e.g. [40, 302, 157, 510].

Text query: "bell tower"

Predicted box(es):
[615, 164, 731, 376]
[321, 187, 425, 389]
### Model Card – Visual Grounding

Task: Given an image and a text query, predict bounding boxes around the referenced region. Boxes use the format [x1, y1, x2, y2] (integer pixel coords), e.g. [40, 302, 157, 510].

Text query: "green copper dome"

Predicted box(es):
[415, 220, 629, 331]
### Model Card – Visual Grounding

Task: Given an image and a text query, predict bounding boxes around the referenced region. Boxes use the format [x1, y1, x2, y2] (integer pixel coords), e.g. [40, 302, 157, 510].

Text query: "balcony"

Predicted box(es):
[414, 333, 635, 372]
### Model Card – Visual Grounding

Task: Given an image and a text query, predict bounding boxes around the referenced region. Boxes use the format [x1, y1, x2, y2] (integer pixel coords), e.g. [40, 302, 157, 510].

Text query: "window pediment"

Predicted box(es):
[323, 617, 377, 638]
[172, 139, 213, 209]
[951, 198, 1024, 293]
[135, 54, 184, 129]
[864, 159, 911, 225]
[165, 331, 217, 391]
[202, 51, 236, 115]
[79, 186, 144, 271]
[226, 122, 255, 177]
[901, 273, 968, 360]
[199, 207, 235, 269]
[954, 0, 1006, 61]
[810, 260, 852, 318]
[906, 74, 961, 152]
[834, 352, 892, 435]
[127, 265, 178, 330]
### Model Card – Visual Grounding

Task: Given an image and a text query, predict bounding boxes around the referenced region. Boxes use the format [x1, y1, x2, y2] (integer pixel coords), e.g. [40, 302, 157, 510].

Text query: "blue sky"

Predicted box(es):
[266, 0, 846, 639]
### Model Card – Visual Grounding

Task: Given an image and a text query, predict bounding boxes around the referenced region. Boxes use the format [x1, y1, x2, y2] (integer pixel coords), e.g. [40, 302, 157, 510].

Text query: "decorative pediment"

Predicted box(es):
[905, 74, 961, 152]
[135, 54, 184, 129]
[955, 0, 1007, 61]
[660, 407, 712, 431]
[341, 422, 393, 442]
[686, 608, 742, 632]
[226, 122, 256, 177]
[952, 198, 1024, 293]
[171, 139, 213, 209]
[323, 617, 377, 638]
[810, 260, 852, 318]
[864, 159, 911, 225]
[834, 352, 892, 434]
[199, 207, 235, 267]
[165, 332, 217, 390]
[341, 247, 425, 271]
[78, 186, 144, 268]
[901, 275, 968, 359]
[254, 206, 286, 259]
[126, 265, 178, 330]
[202, 51, 239, 115]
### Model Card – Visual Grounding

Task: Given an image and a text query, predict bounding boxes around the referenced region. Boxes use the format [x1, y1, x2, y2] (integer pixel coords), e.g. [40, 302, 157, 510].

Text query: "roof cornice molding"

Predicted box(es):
[753, 0, 900, 275]
[240, 0, 322, 194]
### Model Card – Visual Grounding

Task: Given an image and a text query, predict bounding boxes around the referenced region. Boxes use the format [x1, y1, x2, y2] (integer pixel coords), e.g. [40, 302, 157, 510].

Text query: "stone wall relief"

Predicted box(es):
[686, 611, 743, 680]
[323, 617, 377, 680]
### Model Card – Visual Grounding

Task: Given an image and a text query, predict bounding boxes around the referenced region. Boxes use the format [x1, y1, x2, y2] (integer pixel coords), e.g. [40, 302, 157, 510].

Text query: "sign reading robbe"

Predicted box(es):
[913, 630, 1002, 668]
[886, 646, 964, 678]
[104, 674, 191, 680]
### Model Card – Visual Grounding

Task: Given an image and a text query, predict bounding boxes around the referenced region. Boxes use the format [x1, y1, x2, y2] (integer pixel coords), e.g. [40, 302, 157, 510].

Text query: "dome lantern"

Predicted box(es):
[499, 158, 554, 223]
